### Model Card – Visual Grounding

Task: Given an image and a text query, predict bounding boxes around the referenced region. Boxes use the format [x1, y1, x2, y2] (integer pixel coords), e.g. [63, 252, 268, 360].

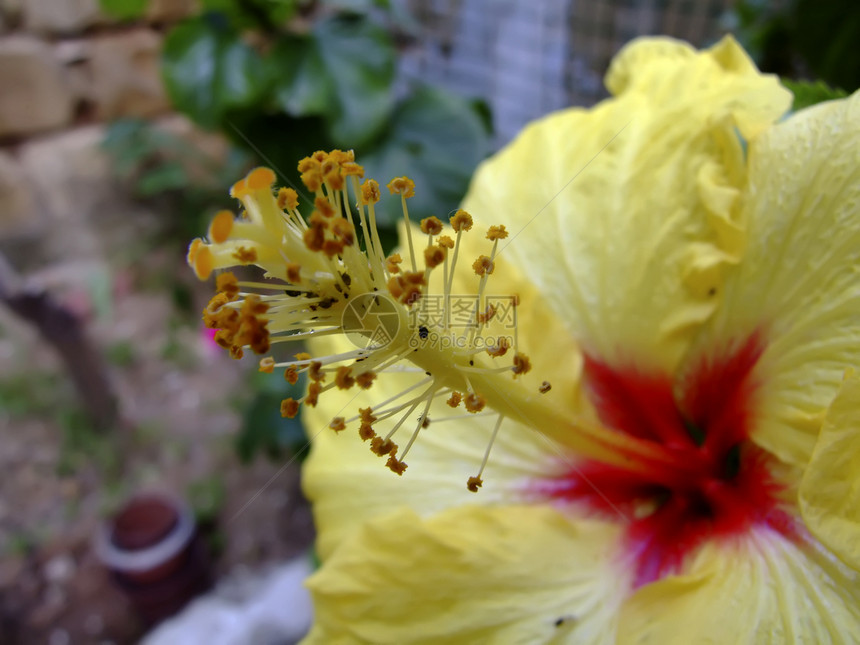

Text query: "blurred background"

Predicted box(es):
[0, 0, 856, 643]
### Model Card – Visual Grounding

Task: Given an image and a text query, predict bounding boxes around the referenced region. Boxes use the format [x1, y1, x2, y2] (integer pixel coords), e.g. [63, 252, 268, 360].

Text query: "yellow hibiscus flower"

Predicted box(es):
[189, 35, 860, 644]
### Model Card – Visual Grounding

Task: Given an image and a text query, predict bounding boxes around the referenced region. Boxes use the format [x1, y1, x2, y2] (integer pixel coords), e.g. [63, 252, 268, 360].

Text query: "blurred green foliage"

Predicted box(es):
[235, 368, 309, 462]
[102, 118, 251, 242]
[728, 0, 859, 98]
[100, 0, 491, 229]
[781, 79, 848, 111]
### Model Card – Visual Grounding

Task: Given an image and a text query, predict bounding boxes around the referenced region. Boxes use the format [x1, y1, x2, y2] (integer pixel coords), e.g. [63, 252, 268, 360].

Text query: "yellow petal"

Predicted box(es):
[618, 528, 860, 643]
[800, 374, 860, 573]
[461, 35, 791, 373]
[304, 505, 628, 644]
[683, 91, 860, 468]
[302, 336, 568, 560]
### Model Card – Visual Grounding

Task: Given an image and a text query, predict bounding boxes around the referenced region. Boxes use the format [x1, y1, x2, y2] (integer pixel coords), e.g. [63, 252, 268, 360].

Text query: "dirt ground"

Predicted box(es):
[0, 250, 315, 644]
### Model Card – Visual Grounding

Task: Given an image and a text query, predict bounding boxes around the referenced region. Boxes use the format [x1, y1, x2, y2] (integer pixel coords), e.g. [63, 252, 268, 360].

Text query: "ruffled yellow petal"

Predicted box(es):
[460, 35, 791, 373]
[800, 373, 860, 573]
[304, 505, 628, 644]
[683, 91, 860, 468]
[618, 528, 860, 643]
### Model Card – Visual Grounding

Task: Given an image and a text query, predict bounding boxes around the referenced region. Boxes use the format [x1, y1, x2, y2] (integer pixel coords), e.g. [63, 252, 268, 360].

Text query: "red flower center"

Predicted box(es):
[541, 335, 794, 586]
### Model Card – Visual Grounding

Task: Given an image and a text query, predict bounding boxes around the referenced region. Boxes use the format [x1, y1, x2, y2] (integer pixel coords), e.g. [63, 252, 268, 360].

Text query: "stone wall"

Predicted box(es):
[0, 0, 221, 272]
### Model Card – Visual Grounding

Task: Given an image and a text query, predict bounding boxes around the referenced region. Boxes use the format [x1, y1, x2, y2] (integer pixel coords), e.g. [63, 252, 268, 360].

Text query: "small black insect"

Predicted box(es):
[418, 326, 429, 340]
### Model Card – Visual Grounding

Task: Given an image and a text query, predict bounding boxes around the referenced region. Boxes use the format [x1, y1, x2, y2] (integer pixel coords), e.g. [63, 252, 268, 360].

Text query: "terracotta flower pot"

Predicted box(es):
[95, 493, 212, 624]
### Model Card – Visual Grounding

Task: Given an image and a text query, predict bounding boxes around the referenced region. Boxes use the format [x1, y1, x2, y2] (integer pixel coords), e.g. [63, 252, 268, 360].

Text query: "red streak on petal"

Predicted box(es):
[539, 334, 793, 587]
[681, 333, 765, 458]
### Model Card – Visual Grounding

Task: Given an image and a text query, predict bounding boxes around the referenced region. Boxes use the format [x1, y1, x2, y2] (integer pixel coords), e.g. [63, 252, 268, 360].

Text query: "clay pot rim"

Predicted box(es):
[94, 493, 195, 573]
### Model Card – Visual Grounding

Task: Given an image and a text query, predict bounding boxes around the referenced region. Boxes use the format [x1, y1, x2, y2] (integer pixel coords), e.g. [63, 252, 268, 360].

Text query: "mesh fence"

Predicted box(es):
[396, 0, 734, 147]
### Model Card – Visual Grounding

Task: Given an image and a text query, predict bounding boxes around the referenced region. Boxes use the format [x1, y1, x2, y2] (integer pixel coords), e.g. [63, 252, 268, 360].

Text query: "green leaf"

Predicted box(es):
[202, 0, 298, 29]
[361, 86, 491, 226]
[271, 15, 396, 147]
[162, 17, 269, 129]
[270, 36, 333, 117]
[782, 79, 849, 111]
[98, 0, 147, 20]
[136, 161, 189, 196]
[236, 372, 308, 462]
[792, 0, 860, 92]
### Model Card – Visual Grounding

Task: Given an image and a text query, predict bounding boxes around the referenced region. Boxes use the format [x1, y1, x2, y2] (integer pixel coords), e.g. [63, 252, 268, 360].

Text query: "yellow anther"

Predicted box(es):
[450, 210, 473, 232]
[216, 272, 239, 299]
[246, 167, 276, 191]
[356, 371, 377, 389]
[466, 476, 483, 492]
[193, 245, 214, 280]
[477, 304, 496, 324]
[284, 366, 299, 385]
[424, 245, 445, 269]
[328, 149, 353, 164]
[309, 361, 325, 382]
[308, 210, 329, 229]
[370, 436, 396, 456]
[341, 161, 364, 177]
[359, 423, 376, 441]
[464, 392, 486, 413]
[233, 246, 258, 264]
[513, 353, 532, 377]
[203, 293, 232, 327]
[539, 381, 552, 393]
[472, 255, 495, 276]
[325, 169, 345, 191]
[403, 271, 426, 285]
[281, 398, 299, 418]
[295, 352, 312, 361]
[437, 235, 454, 249]
[277, 187, 298, 211]
[301, 170, 322, 192]
[209, 210, 234, 243]
[386, 455, 408, 475]
[297, 156, 319, 173]
[420, 216, 443, 235]
[321, 158, 337, 177]
[312, 150, 328, 162]
[259, 357, 275, 373]
[387, 276, 404, 299]
[331, 217, 355, 246]
[447, 392, 462, 408]
[322, 239, 345, 259]
[359, 407, 377, 424]
[306, 382, 321, 407]
[315, 195, 336, 218]
[335, 366, 355, 390]
[400, 284, 422, 307]
[387, 176, 415, 198]
[360, 179, 381, 205]
[486, 225, 509, 241]
[303, 226, 325, 252]
[329, 417, 346, 432]
[386, 253, 402, 274]
[486, 337, 510, 357]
